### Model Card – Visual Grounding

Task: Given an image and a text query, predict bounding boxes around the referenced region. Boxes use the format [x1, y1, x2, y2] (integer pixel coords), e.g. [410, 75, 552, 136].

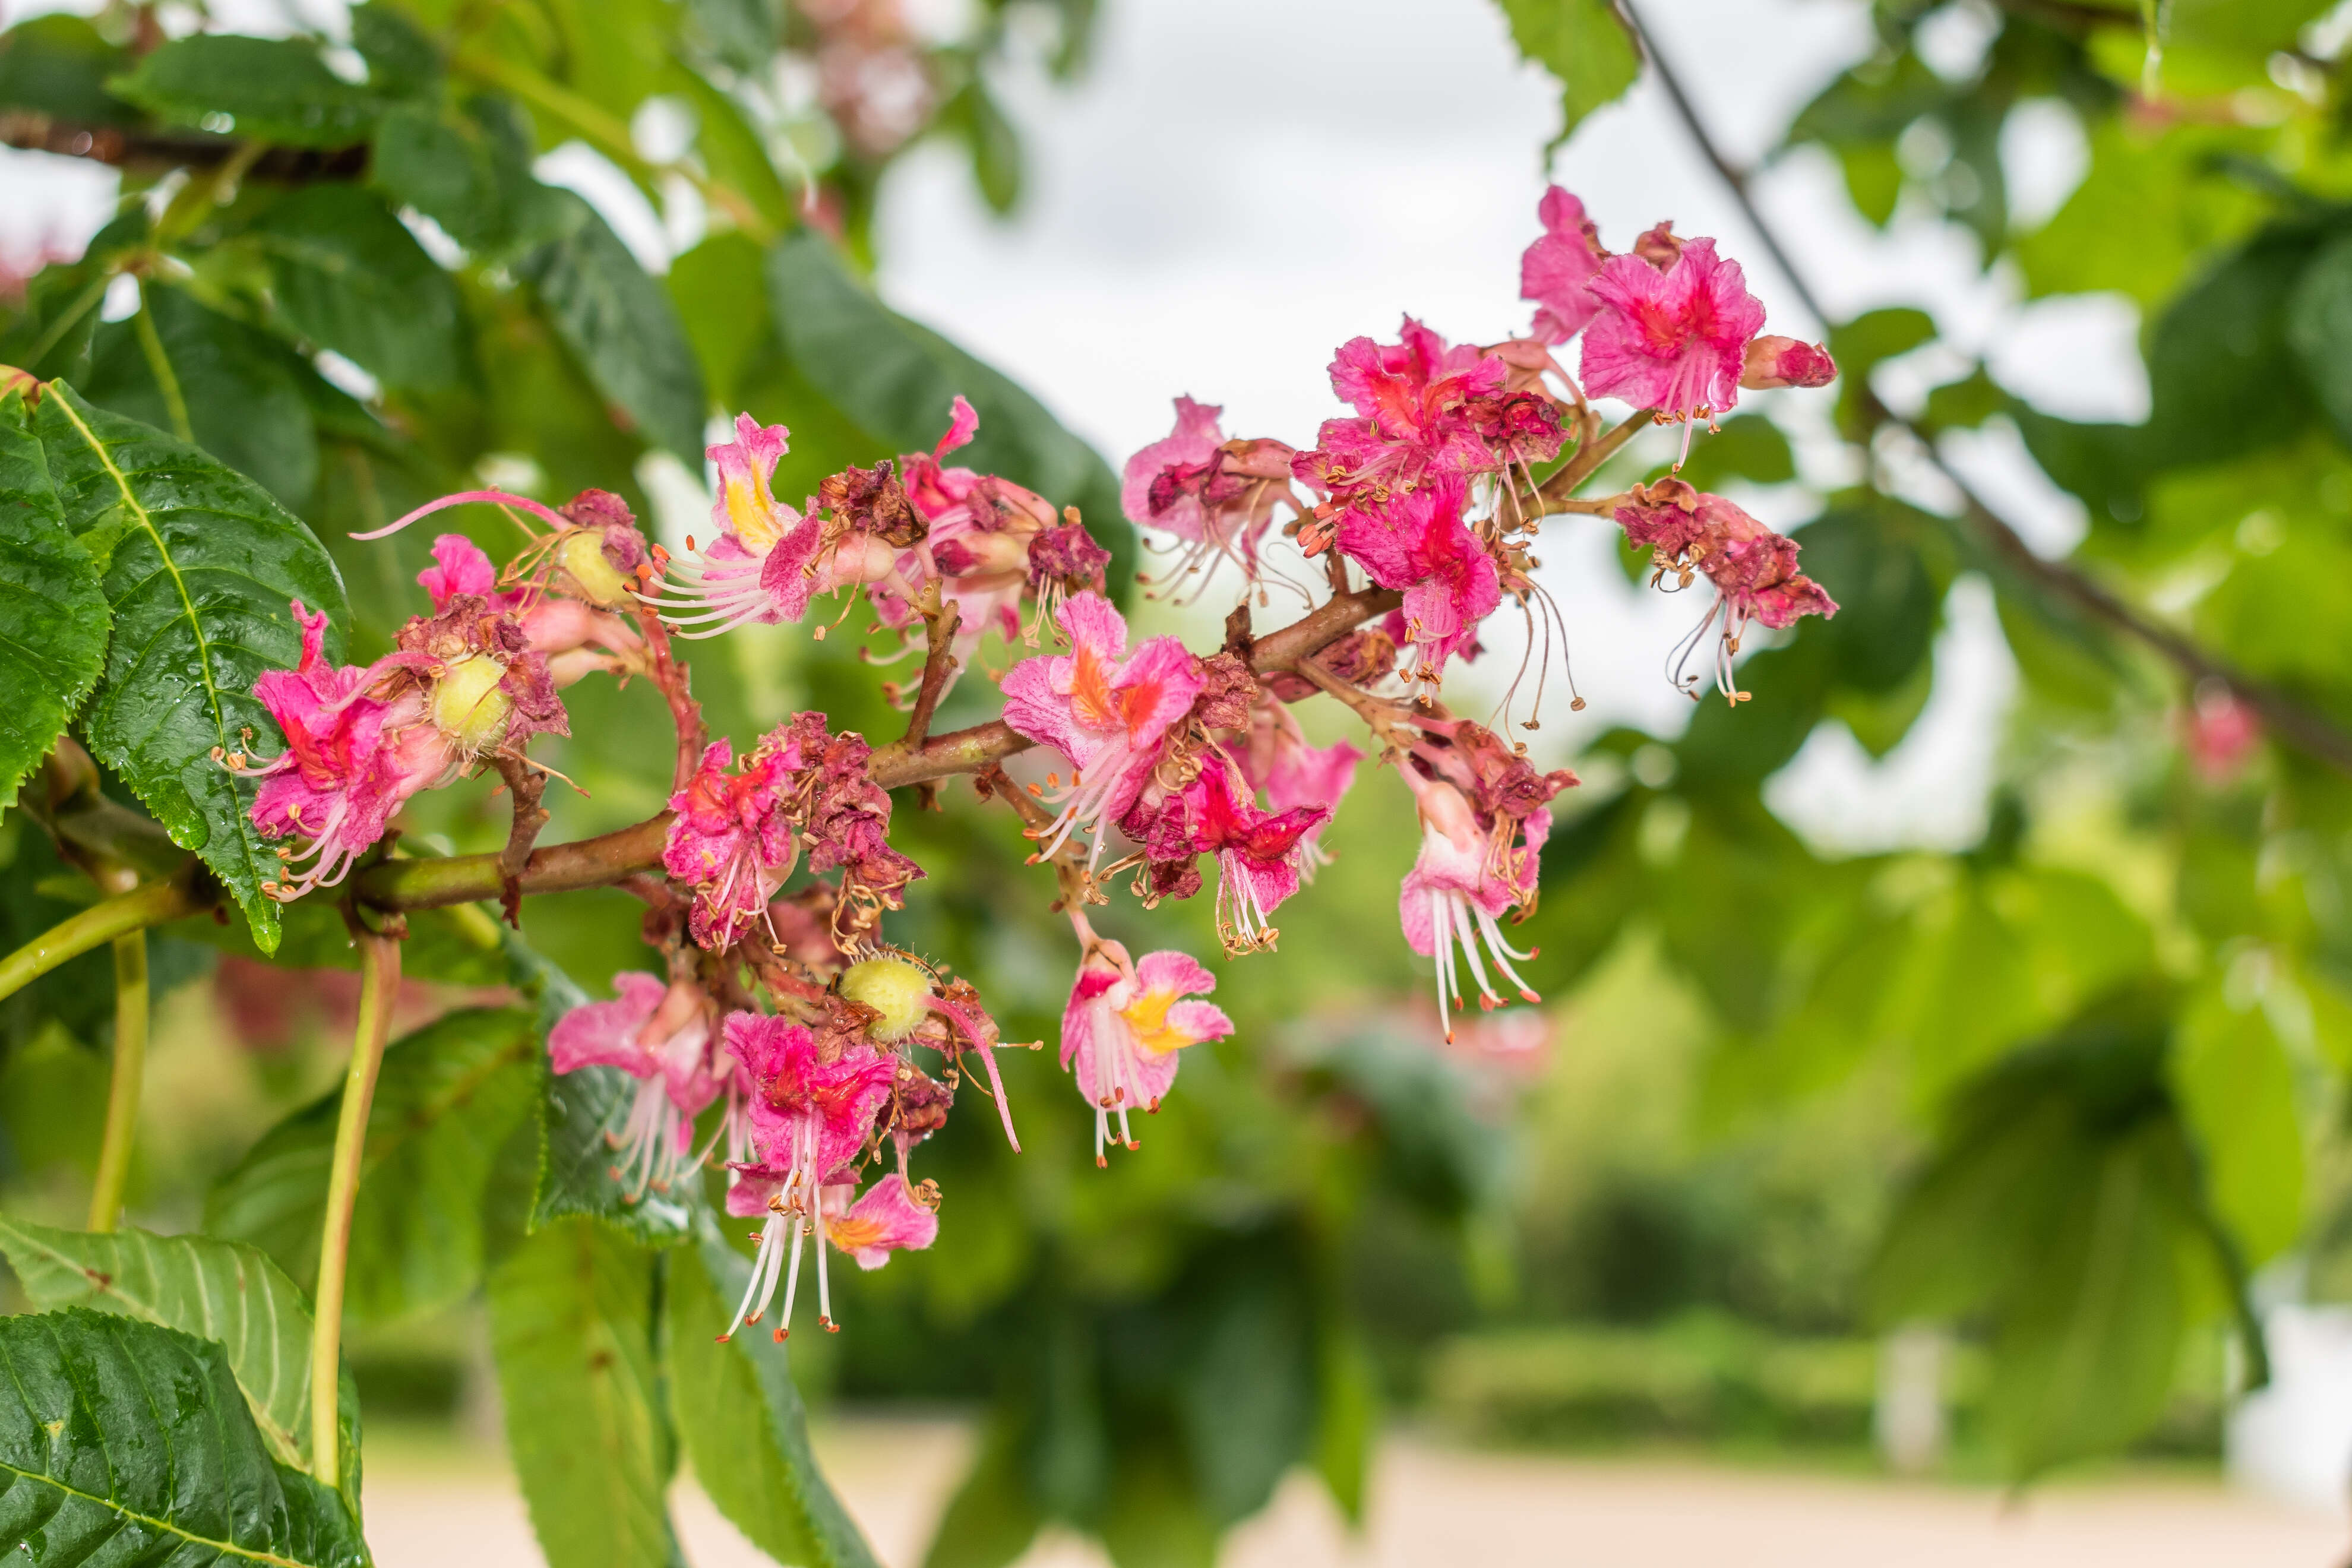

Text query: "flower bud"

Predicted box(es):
[430, 652, 513, 752]
[840, 956, 932, 1042]
[1740, 336, 1836, 390]
[558, 529, 634, 606]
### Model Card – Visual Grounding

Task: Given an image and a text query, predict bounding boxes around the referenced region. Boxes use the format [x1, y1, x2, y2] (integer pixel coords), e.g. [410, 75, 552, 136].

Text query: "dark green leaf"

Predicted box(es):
[207, 1007, 542, 1326]
[488, 1219, 678, 1568]
[2144, 224, 2322, 469]
[1497, 0, 1643, 147]
[518, 192, 708, 462]
[2288, 229, 2352, 451]
[0, 14, 138, 126]
[350, 3, 442, 101]
[2170, 986, 2305, 1264]
[1669, 412, 1793, 491]
[1176, 1272, 1314, 1525]
[249, 185, 466, 391]
[0, 1308, 366, 1568]
[0, 397, 109, 818]
[371, 97, 574, 259]
[766, 231, 1133, 592]
[666, 1226, 883, 1568]
[949, 78, 1024, 215]
[109, 34, 393, 148]
[922, 1417, 1044, 1568]
[30, 384, 350, 953]
[1828, 307, 1936, 441]
[83, 284, 320, 508]
[0, 1219, 361, 1506]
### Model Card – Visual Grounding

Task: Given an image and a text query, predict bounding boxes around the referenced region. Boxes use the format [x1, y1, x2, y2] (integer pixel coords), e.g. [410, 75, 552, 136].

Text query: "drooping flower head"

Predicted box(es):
[663, 737, 797, 949]
[1126, 751, 1327, 954]
[549, 972, 722, 1200]
[1121, 396, 1301, 595]
[1000, 590, 1206, 869]
[1580, 238, 1767, 460]
[1521, 186, 1611, 344]
[1060, 939, 1234, 1166]
[1332, 473, 1501, 698]
[718, 1012, 900, 1339]
[1613, 480, 1838, 704]
[1393, 722, 1577, 1041]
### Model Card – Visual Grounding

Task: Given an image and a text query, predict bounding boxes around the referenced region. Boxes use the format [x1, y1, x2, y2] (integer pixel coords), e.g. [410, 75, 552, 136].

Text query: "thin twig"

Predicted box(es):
[630, 601, 707, 794]
[1619, 0, 2352, 779]
[86, 932, 147, 1232]
[902, 583, 962, 750]
[1541, 409, 1659, 502]
[488, 750, 552, 928]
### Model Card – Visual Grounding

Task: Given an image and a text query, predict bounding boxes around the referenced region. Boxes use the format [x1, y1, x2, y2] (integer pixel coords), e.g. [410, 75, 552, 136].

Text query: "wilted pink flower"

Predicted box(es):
[1522, 186, 1610, 344]
[720, 1013, 900, 1339]
[1241, 701, 1362, 878]
[1295, 319, 1563, 508]
[1001, 591, 1206, 868]
[1332, 473, 1501, 696]
[1122, 396, 1301, 592]
[1060, 940, 1234, 1165]
[1126, 751, 1326, 953]
[1614, 480, 1836, 702]
[418, 533, 643, 684]
[229, 603, 459, 901]
[767, 713, 925, 944]
[549, 972, 721, 1200]
[1740, 335, 1837, 390]
[1580, 238, 1766, 459]
[663, 738, 796, 949]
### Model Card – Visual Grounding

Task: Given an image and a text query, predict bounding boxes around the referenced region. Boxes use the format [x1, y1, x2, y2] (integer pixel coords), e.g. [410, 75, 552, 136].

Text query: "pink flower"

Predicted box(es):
[652, 413, 909, 638]
[419, 531, 645, 683]
[419, 533, 505, 609]
[1332, 474, 1501, 696]
[1000, 591, 1206, 868]
[1241, 701, 1362, 879]
[2184, 685, 2262, 784]
[766, 713, 925, 946]
[1060, 942, 1233, 1166]
[1613, 480, 1836, 703]
[1521, 186, 1610, 344]
[1741, 335, 1837, 390]
[1397, 771, 1546, 1042]
[549, 972, 722, 1200]
[662, 738, 796, 949]
[881, 399, 1068, 655]
[1121, 396, 1301, 592]
[824, 1174, 940, 1269]
[719, 1012, 900, 1339]
[1294, 320, 1563, 507]
[1580, 238, 1766, 456]
[230, 602, 459, 901]
[1127, 752, 1326, 953]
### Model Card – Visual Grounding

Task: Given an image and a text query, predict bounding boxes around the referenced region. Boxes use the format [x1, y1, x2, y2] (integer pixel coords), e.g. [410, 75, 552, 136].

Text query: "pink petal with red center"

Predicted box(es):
[549, 971, 669, 1077]
[1579, 238, 1765, 422]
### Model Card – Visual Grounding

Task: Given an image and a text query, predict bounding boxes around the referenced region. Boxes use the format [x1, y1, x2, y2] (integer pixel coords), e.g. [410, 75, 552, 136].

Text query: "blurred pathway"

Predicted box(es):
[360, 1417, 2347, 1568]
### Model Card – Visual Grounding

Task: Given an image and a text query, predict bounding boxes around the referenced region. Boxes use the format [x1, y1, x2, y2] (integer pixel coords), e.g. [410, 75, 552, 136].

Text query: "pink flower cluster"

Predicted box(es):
[224, 184, 1855, 1343]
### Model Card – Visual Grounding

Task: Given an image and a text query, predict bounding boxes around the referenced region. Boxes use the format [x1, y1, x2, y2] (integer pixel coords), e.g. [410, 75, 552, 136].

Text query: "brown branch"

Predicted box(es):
[1540, 409, 1658, 503]
[0, 111, 367, 179]
[1620, 0, 2352, 779]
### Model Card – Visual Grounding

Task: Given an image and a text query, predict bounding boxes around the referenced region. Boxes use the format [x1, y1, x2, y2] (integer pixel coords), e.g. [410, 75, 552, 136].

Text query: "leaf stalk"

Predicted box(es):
[86, 932, 149, 1232]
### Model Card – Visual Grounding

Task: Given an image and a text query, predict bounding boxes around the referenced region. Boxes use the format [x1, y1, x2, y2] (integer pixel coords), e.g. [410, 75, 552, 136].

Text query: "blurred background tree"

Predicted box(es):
[3, 0, 2352, 1565]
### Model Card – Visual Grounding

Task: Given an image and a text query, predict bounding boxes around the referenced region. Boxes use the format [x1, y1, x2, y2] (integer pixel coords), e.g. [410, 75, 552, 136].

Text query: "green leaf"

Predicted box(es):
[1177, 1270, 1315, 1525]
[0, 397, 109, 818]
[1666, 412, 1793, 492]
[922, 1415, 1044, 1568]
[29, 384, 350, 953]
[109, 34, 392, 148]
[248, 186, 466, 391]
[0, 14, 139, 126]
[2288, 229, 2352, 453]
[2143, 223, 2322, 470]
[83, 284, 320, 508]
[2170, 986, 2306, 1264]
[0, 1219, 360, 1506]
[765, 231, 1134, 592]
[206, 1007, 542, 1326]
[349, 3, 443, 102]
[947, 78, 1024, 216]
[518, 192, 708, 462]
[1310, 1321, 1378, 1525]
[666, 1227, 883, 1568]
[488, 1219, 678, 1568]
[1497, 0, 1643, 147]
[1827, 308, 1936, 442]
[371, 97, 574, 261]
[0, 1308, 367, 1568]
